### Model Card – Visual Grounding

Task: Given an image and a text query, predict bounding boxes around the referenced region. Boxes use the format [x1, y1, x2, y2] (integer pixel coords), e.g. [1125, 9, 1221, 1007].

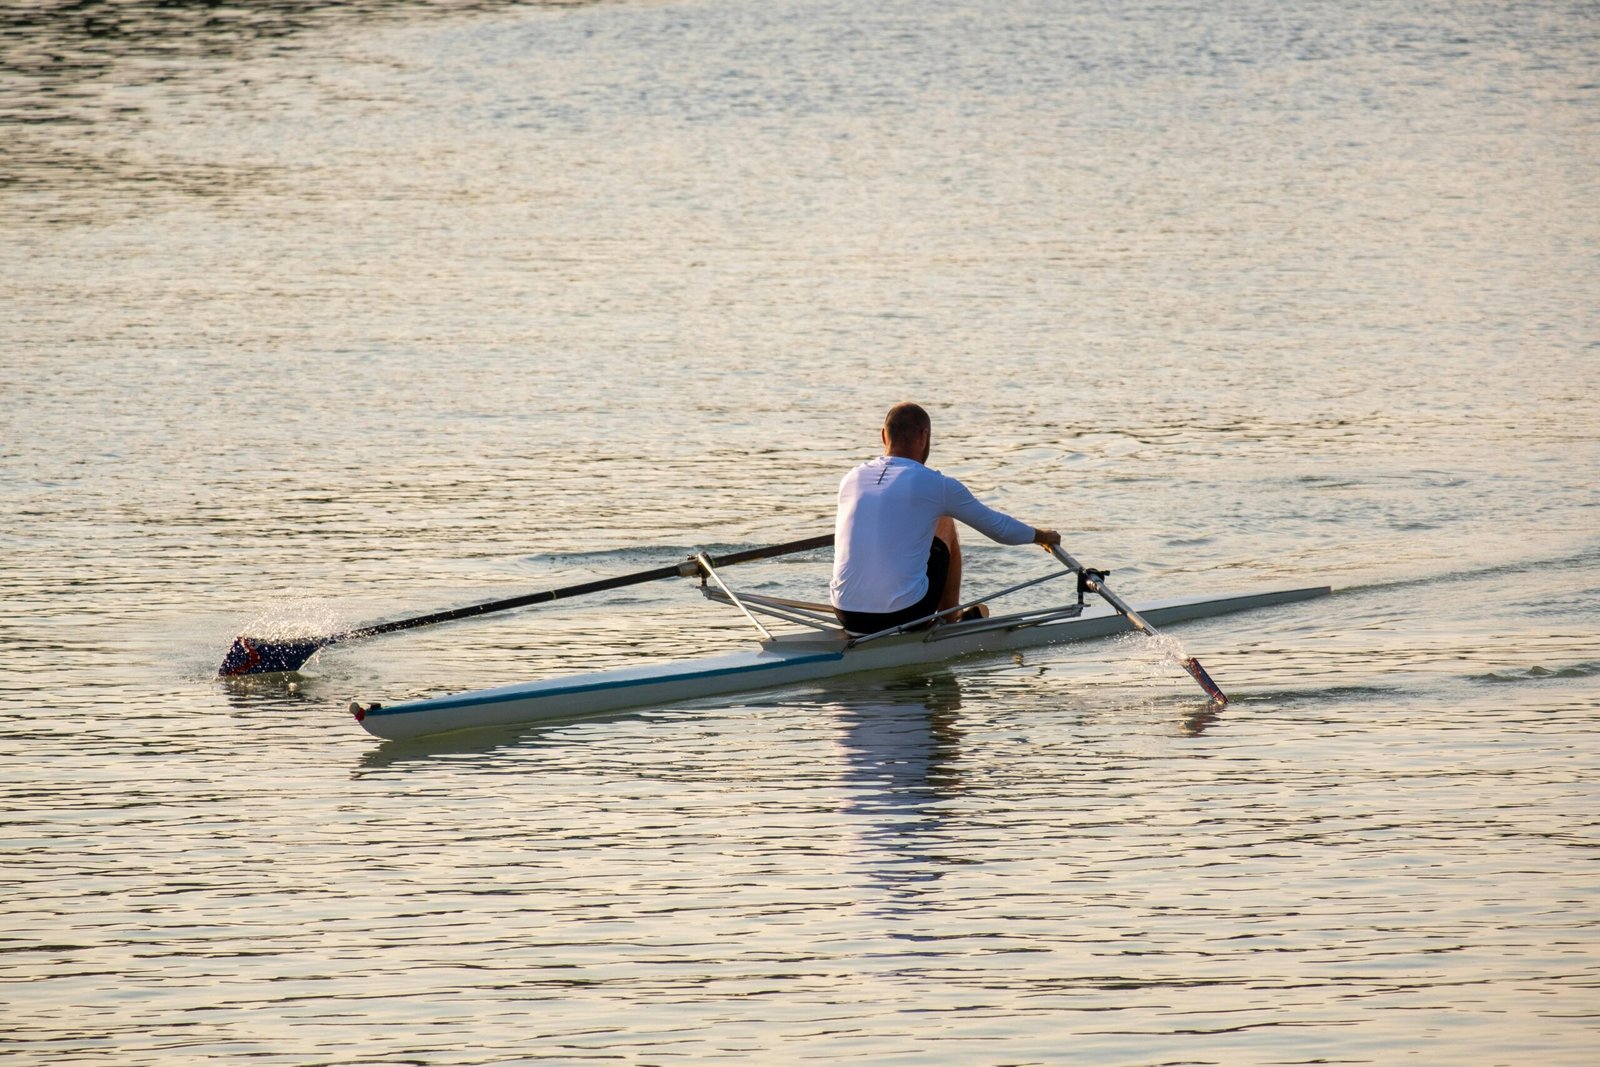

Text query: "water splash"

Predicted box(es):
[1115, 630, 1198, 679]
[1104, 630, 1228, 706]
[232, 596, 351, 642]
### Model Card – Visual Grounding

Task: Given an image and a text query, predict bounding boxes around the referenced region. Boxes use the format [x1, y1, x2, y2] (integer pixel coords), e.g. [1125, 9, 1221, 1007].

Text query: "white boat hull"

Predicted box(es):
[354, 586, 1330, 740]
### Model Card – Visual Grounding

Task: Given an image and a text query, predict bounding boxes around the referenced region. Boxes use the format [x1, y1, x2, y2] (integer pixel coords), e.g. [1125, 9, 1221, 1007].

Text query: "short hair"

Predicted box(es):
[883, 402, 931, 449]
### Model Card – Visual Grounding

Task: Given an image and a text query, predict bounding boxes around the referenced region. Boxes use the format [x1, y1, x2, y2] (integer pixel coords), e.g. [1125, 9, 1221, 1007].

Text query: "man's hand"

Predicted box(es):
[1032, 527, 1061, 547]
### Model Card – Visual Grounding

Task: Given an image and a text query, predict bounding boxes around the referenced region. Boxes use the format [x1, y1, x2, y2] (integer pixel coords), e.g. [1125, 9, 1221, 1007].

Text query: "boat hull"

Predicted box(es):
[354, 586, 1330, 740]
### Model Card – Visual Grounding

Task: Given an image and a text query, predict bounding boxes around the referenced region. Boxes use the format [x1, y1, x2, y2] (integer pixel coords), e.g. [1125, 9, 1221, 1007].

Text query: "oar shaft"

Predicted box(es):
[347, 533, 835, 641]
[1048, 544, 1228, 705]
[221, 533, 834, 676]
[347, 564, 680, 640]
[1050, 546, 1152, 633]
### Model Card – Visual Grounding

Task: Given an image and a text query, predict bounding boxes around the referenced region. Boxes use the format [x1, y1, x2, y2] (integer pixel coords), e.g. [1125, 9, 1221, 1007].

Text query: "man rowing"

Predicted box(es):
[830, 402, 1062, 636]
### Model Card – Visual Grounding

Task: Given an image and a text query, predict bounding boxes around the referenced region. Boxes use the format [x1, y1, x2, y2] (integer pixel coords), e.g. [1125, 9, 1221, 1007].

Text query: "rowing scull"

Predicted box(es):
[352, 584, 1329, 741]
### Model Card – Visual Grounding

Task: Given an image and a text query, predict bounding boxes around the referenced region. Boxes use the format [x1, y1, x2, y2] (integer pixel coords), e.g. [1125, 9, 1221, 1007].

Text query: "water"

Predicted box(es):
[4, 0, 1599, 1062]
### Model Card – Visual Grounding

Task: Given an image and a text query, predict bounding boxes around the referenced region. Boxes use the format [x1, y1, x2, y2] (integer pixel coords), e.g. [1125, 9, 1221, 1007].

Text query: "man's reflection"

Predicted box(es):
[830, 671, 968, 898]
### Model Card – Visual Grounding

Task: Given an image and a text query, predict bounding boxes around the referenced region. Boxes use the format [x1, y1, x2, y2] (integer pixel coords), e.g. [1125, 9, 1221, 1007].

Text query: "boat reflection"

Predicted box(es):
[352, 708, 652, 773]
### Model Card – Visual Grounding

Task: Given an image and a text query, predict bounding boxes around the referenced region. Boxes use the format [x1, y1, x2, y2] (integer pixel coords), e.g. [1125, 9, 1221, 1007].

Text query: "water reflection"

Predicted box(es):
[0, 0, 587, 201]
[352, 709, 652, 773]
[218, 670, 319, 708]
[1181, 701, 1221, 737]
[1, 0, 562, 93]
[829, 672, 970, 897]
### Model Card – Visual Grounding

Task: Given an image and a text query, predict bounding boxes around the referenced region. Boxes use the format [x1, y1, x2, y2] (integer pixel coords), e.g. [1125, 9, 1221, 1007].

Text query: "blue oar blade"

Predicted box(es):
[218, 636, 326, 676]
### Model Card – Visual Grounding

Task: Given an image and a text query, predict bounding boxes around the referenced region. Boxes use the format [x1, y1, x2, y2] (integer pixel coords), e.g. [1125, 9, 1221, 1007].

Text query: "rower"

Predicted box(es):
[829, 402, 1061, 636]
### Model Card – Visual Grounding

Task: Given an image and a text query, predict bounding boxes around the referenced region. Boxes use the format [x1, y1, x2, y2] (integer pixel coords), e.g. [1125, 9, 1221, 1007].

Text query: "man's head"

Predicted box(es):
[881, 402, 931, 462]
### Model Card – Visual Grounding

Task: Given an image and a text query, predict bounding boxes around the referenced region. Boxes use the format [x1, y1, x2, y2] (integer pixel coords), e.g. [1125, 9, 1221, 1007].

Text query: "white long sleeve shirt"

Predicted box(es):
[830, 456, 1035, 613]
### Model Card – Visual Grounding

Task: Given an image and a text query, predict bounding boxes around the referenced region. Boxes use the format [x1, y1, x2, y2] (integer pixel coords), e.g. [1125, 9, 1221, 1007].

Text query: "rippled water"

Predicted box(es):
[4, 0, 1599, 1062]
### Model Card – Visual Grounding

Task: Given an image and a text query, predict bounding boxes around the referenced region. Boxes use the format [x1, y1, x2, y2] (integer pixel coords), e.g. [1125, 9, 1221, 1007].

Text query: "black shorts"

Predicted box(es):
[835, 538, 950, 635]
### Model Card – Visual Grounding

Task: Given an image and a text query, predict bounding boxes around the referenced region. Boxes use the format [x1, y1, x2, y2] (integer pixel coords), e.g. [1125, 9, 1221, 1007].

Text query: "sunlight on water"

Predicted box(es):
[3, 0, 1598, 1062]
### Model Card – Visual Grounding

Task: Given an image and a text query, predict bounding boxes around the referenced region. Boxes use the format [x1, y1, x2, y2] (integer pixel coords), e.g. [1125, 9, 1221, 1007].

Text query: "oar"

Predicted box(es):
[219, 533, 835, 677]
[1048, 544, 1228, 705]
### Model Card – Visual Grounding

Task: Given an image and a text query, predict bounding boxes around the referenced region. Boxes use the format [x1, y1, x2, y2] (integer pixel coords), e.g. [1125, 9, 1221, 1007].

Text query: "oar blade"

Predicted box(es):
[1181, 655, 1228, 706]
[218, 636, 326, 677]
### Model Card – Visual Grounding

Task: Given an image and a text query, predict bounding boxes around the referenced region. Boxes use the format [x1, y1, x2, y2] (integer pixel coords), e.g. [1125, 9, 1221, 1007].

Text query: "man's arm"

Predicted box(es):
[940, 475, 1050, 546]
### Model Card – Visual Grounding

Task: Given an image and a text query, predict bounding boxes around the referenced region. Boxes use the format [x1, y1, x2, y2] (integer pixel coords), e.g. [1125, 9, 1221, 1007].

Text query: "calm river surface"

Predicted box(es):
[4, 0, 1598, 1063]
